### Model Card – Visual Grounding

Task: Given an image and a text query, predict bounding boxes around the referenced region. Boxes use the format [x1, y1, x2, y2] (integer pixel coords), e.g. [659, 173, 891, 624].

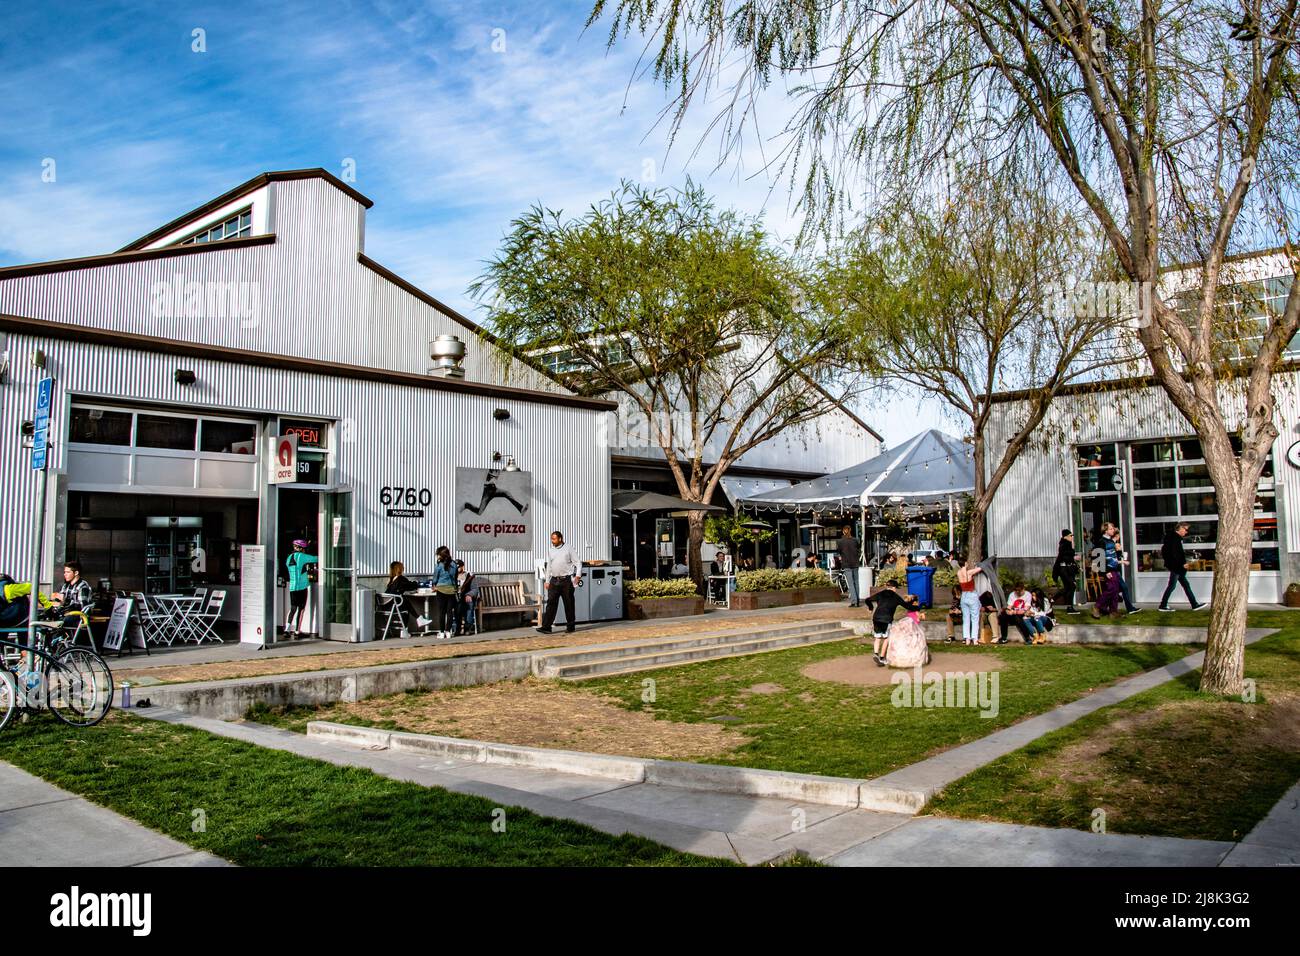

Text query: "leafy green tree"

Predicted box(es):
[471, 181, 861, 584]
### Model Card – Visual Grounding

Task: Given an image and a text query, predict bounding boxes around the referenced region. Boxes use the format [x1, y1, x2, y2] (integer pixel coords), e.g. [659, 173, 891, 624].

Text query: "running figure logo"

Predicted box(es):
[462, 468, 529, 516]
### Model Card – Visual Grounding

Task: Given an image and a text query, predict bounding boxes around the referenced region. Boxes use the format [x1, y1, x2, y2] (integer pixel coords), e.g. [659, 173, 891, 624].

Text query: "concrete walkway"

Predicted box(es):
[132, 706, 1294, 866]
[0, 762, 230, 867]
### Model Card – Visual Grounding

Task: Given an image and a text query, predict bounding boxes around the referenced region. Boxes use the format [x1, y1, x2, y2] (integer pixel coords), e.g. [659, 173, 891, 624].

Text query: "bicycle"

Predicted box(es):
[0, 626, 114, 732]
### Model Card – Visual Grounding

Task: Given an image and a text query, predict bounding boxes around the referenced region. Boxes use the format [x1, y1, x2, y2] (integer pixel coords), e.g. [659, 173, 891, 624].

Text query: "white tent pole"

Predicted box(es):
[948, 496, 954, 553]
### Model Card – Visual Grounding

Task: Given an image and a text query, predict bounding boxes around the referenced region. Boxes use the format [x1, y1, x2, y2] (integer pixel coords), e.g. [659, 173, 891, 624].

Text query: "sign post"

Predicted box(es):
[27, 377, 53, 648]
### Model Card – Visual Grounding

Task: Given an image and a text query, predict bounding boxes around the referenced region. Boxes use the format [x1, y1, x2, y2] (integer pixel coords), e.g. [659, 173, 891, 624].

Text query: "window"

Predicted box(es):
[178, 208, 253, 245]
[1129, 437, 1277, 572]
[200, 419, 258, 454]
[1075, 443, 1121, 493]
[69, 407, 133, 446]
[135, 414, 197, 450]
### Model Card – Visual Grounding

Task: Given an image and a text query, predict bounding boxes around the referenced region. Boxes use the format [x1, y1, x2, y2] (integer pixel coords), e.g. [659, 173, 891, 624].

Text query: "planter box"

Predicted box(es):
[731, 587, 842, 611]
[629, 596, 706, 620]
[1285, 589, 1300, 608]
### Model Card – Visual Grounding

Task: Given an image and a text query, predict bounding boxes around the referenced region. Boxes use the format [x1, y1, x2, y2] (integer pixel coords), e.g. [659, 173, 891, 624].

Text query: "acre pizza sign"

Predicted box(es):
[455, 467, 532, 550]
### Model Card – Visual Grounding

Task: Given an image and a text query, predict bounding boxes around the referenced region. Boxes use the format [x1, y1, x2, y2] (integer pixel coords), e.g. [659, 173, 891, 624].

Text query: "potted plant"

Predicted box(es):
[1285, 582, 1300, 608]
[627, 577, 706, 619]
[730, 569, 841, 610]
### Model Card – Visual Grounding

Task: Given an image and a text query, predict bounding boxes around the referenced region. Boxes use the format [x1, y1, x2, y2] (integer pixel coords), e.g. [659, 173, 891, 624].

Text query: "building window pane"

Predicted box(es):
[200, 420, 258, 454]
[1178, 463, 1213, 488]
[1132, 467, 1177, 491]
[1176, 438, 1203, 461]
[1180, 491, 1219, 516]
[1077, 444, 1117, 468]
[136, 414, 196, 450]
[69, 407, 133, 446]
[1131, 442, 1175, 464]
[1253, 547, 1280, 570]
[1134, 494, 1179, 518]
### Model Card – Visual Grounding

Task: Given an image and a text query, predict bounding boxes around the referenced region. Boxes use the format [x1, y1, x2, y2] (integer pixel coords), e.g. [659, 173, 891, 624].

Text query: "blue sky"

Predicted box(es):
[0, 0, 951, 445]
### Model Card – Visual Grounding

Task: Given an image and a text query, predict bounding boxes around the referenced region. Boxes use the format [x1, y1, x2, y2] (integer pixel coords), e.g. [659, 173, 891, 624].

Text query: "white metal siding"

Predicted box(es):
[0, 332, 610, 578]
[0, 179, 560, 393]
[987, 372, 1300, 558]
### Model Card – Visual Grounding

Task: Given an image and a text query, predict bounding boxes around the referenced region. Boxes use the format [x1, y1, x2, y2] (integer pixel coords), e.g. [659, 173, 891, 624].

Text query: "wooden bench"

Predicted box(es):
[476, 581, 542, 632]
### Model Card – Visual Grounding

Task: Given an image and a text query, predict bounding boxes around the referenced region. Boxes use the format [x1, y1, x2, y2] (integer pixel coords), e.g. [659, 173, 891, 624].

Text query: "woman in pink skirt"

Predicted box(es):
[884, 607, 931, 668]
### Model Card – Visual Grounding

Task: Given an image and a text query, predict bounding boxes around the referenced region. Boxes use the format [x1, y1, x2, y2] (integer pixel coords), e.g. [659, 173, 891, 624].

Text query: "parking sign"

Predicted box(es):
[32, 377, 53, 471]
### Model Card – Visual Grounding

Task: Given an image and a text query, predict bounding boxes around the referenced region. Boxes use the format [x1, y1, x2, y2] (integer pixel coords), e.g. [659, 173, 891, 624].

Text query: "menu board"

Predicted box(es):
[102, 597, 141, 652]
[240, 545, 267, 646]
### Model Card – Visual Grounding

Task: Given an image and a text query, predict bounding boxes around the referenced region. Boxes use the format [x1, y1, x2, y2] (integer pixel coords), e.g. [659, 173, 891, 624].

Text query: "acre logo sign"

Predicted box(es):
[50, 886, 151, 936]
[268, 434, 298, 484]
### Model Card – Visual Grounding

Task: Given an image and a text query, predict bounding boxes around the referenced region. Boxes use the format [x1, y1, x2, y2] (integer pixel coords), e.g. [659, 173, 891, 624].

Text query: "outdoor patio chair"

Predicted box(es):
[188, 590, 226, 644]
[376, 593, 410, 640]
[132, 592, 175, 646]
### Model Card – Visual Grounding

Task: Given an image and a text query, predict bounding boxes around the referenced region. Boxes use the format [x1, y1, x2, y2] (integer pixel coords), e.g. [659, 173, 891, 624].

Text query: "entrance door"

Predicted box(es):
[320, 489, 354, 641]
[1072, 493, 1123, 604]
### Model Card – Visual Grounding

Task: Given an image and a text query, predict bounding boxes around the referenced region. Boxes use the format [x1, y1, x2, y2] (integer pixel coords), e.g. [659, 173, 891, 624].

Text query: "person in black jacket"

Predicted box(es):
[1158, 523, 1206, 611]
[1052, 530, 1080, 613]
[864, 584, 921, 667]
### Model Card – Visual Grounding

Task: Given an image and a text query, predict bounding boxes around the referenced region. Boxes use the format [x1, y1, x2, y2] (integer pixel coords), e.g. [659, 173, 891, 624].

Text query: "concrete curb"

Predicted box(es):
[307, 720, 867, 807]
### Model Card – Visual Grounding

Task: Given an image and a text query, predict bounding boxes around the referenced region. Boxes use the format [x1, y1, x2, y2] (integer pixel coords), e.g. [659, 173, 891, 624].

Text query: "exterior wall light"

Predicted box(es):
[175, 369, 197, 385]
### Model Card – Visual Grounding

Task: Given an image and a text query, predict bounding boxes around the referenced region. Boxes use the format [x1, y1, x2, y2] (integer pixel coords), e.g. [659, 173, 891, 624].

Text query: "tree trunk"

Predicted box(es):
[965, 431, 987, 564]
[1200, 485, 1250, 696]
[686, 510, 707, 593]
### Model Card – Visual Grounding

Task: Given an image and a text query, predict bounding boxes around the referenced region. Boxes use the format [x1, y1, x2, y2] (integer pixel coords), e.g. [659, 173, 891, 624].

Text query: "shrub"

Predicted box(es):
[735, 569, 832, 592]
[875, 566, 907, 588]
[932, 567, 958, 589]
[627, 577, 699, 599]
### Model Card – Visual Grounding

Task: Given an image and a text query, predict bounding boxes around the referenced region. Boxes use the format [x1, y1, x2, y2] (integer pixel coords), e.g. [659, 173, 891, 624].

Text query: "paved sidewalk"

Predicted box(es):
[135, 707, 1289, 866]
[0, 762, 230, 867]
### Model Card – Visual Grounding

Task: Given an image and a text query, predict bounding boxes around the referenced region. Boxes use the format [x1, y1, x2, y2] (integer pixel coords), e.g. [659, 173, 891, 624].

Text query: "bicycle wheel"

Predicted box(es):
[45, 649, 113, 727]
[0, 671, 15, 733]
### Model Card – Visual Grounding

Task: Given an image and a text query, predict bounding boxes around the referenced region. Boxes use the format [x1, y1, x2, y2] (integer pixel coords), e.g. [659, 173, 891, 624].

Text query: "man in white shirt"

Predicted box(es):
[538, 530, 582, 634]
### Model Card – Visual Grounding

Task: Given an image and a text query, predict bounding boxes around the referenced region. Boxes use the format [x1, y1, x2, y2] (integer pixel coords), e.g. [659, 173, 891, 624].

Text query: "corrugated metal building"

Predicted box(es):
[0, 169, 615, 641]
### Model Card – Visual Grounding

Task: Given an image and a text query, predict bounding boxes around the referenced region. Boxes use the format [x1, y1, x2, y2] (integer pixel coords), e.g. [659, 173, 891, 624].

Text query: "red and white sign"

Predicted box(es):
[268, 434, 298, 484]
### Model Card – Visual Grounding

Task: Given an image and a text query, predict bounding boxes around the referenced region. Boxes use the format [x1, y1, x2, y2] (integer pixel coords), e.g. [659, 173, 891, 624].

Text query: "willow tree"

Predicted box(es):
[823, 168, 1133, 563]
[469, 181, 860, 584]
[590, 0, 1300, 696]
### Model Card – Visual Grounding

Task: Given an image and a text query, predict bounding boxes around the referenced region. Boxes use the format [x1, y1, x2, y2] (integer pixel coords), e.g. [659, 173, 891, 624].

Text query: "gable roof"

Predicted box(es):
[118, 168, 374, 252]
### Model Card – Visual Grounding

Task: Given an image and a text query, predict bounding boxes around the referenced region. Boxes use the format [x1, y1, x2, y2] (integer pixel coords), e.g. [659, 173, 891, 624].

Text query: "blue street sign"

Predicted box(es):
[32, 377, 53, 471]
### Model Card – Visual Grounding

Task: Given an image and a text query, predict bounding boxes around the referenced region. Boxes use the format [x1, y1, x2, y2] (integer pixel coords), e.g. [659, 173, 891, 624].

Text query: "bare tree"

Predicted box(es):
[591, 0, 1300, 695]
[824, 168, 1134, 562]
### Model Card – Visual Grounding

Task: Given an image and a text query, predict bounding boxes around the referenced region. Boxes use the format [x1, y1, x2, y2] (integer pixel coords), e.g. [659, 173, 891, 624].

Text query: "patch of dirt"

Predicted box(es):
[802, 652, 1008, 687]
[742, 683, 785, 695]
[324, 677, 748, 761]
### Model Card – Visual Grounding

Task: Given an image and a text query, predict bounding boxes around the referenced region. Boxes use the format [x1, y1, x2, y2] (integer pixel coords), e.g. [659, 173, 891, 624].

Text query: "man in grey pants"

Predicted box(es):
[839, 526, 862, 606]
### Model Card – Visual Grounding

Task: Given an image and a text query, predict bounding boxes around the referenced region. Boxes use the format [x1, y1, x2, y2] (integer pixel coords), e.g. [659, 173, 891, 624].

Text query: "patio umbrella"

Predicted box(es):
[611, 491, 726, 578]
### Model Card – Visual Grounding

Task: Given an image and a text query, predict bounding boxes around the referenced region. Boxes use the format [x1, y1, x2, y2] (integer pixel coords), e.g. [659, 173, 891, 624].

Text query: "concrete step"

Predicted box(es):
[549, 627, 855, 679]
[534, 620, 849, 671]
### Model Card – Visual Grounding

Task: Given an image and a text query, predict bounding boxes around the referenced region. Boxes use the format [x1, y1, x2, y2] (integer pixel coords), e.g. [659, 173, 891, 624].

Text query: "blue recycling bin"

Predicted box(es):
[906, 565, 936, 608]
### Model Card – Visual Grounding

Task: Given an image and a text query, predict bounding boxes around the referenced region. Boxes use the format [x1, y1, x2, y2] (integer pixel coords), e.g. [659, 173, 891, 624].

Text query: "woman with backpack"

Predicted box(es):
[284, 539, 318, 637]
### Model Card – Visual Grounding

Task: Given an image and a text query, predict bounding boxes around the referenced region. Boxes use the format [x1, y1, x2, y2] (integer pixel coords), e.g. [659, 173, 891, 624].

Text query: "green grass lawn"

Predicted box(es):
[0, 714, 729, 867]
[926, 611, 1300, 841]
[579, 639, 1195, 778]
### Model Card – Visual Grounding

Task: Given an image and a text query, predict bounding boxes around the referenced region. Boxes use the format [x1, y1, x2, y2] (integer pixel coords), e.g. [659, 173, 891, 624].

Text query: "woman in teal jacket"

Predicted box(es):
[431, 546, 458, 639]
[285, 539, 318, 636]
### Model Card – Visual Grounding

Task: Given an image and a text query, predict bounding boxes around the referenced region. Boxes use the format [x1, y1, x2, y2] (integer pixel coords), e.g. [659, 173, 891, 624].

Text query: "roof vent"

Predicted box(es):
[429, 335, 466, 379]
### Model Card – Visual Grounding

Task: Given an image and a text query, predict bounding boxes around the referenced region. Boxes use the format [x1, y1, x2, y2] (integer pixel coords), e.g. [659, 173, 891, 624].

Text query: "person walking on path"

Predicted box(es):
[864, 584, 921, 666]
[284, 540, 318, 637]
[839, 526, 862, 607]
[956, 558, 982, 646]
[1158, 522, 1207, 611]
[1052, 530, 1080, 613]
[538, 530, 581, 634]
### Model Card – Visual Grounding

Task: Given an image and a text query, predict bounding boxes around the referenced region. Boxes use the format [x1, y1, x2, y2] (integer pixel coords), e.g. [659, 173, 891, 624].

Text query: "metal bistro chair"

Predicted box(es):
[132, 593, 176, 646]
[192, 587, 209, 607]
[188, 590, 227, 644]
[376, 594, 410, 641]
